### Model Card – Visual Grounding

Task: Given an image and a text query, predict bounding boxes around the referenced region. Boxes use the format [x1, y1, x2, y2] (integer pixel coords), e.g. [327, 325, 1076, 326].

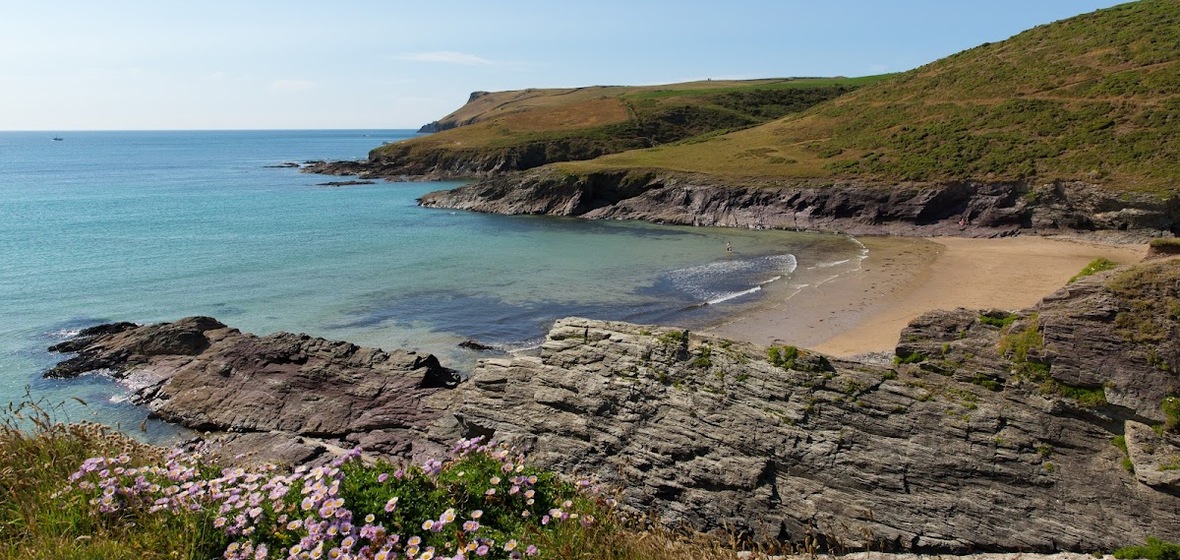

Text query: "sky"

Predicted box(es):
[0, 0, 1133, 131]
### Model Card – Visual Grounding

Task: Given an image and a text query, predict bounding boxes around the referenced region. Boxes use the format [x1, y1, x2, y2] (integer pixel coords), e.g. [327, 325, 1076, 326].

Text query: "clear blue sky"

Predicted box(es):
[0, 0, 1131, 131]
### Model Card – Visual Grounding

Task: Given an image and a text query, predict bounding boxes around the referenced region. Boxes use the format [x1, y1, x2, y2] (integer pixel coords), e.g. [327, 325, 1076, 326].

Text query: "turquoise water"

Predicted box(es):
[0, 130, 862, 439]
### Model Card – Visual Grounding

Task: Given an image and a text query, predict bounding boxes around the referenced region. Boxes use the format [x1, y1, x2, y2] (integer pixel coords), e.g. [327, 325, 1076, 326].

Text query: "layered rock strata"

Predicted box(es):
[47, 260, 1180, 552]
[418, 168, 1179, 238]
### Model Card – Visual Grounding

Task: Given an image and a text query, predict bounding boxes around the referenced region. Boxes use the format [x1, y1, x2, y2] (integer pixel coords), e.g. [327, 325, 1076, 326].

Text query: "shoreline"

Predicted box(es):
[705, 235, 1149, 358]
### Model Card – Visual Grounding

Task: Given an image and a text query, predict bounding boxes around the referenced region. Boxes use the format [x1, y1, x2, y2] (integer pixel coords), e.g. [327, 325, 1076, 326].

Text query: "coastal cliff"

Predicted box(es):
[418, 168, 1180, 238]
[46, 259, 1180, 552]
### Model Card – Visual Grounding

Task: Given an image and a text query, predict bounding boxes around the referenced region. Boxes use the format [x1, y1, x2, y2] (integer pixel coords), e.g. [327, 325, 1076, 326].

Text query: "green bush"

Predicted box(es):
[1115, 537, 1180, 560]
[978, 312, 1018, 328]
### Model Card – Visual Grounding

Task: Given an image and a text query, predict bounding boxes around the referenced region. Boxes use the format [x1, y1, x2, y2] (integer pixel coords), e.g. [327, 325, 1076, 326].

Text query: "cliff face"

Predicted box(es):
[46, 260, 1180, 552]
[418, 168, 1180, 237]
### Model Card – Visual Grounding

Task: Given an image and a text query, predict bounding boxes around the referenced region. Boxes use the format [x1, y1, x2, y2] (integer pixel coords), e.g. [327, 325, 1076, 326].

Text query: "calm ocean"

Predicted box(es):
[0, 129, 862, 440]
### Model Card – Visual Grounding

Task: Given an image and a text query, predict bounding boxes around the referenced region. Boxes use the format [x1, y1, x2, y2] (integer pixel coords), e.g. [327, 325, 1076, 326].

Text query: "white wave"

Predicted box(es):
[47, 329, 81, 339]
[706, 285, 761, 305]
[809, 258, 852, 269]
[665, 253, 796, 303]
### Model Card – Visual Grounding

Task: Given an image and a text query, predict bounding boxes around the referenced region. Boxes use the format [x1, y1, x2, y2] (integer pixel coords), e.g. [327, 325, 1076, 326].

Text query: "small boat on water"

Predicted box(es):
[52, 136, 63, 141]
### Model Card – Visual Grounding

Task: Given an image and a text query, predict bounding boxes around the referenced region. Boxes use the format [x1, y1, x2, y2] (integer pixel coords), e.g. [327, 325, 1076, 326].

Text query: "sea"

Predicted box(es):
[0, 129, 865, 442]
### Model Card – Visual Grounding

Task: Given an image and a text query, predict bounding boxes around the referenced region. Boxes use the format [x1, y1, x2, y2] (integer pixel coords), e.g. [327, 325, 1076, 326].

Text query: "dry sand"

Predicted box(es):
[705, 235, 1147, 358]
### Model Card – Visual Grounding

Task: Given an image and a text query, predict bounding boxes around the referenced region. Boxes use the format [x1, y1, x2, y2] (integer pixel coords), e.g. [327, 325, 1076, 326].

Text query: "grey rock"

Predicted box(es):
[426, 311, 1180, 552]
[47, 316, 458, 463]
[418, 168, 1178, 238]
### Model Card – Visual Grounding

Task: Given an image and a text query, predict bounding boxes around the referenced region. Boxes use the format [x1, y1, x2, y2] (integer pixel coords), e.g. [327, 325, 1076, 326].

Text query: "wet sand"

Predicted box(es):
[705, 236, 1148, 358]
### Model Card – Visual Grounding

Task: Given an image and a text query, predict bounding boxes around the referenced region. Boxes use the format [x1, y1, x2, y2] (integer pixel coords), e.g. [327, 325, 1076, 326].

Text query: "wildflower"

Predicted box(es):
[504, 540, 518, 552]
[407, 546, 420, 557]
[302, 497, 315, 511]
[470, 509, 483, 519]
[484, 489, 495, 496]
[288, 519, 303, 531]
[463, 520, 479, 532]
[377, 473, 389, 483]
[408, 536, 421, 547]
[214, 517, 227, 528]
[489, 476, 500, 485]
[249, 506, 263, 519]
[365, 513, 375, 524]
[525, 545, 538, 556]
[419, 550, 435, 560]
[475, 545, 489, 557]
[384, 497, 399, 512]
[342, 536, 356, 549]
[422, 519, 436, 531]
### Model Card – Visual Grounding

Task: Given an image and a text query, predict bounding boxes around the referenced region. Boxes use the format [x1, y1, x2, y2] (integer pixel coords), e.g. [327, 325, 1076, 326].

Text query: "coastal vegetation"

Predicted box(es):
[0, 400, 752, 560]
[556, 0, 1180, 193]
[1069, 258, 1120, 283]
[1115, 537, 1180, 560]
[359, 77, 883, 175]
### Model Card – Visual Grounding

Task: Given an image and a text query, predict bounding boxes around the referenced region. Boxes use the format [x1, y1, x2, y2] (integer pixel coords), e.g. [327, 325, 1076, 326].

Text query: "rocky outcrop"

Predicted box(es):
[47, 261, 1180, 552]
[418, 168, 1180, 238]
[424, 262, 1180, 551]
[302, 139, 622, 182]
[47, 316, 459, 463]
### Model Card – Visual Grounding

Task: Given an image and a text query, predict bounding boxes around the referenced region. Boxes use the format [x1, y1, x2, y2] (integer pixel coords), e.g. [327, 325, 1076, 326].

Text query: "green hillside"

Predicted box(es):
[367, 77, 883, 171]
[567, 0, 1180, 192]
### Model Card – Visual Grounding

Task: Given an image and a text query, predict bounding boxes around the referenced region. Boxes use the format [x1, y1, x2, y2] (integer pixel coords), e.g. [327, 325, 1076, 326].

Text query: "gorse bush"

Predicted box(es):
[65, 436, 601, 560]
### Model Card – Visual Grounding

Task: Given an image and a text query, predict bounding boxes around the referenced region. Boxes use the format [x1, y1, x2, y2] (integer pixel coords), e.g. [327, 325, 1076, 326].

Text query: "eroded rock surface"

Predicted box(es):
[48, 316, 458, 462]
[425, 260, 1180, 552]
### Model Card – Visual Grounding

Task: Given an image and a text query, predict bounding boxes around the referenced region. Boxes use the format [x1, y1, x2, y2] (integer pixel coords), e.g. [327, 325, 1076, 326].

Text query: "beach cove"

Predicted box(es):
[707, 235, 1149, 357]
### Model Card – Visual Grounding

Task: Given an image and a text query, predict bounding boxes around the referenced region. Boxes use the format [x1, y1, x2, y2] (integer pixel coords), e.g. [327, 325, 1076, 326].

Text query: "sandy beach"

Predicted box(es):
[706, 235, 1148, 358]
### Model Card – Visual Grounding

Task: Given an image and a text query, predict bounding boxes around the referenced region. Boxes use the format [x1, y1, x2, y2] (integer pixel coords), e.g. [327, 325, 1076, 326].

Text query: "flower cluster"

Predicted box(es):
[67, 436, 602, 560]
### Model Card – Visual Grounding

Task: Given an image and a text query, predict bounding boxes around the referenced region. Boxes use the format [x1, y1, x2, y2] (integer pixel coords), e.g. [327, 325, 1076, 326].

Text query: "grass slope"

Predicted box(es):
[567, 0, 1180, 193]
[370, 77, 883, 165]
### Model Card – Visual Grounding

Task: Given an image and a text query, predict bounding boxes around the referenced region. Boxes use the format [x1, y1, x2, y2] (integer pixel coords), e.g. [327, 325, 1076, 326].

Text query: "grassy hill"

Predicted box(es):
[563, 0, 1180, 193]
[366, 77, 884, 172]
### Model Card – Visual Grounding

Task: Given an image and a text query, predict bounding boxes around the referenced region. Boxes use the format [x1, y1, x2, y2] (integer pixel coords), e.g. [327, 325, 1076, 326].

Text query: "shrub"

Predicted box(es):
[893, 351, 927, 365]
[1115, 537, 1180, 560]
[978, 312, 1018, 328]
[768, 345, 833, 373]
